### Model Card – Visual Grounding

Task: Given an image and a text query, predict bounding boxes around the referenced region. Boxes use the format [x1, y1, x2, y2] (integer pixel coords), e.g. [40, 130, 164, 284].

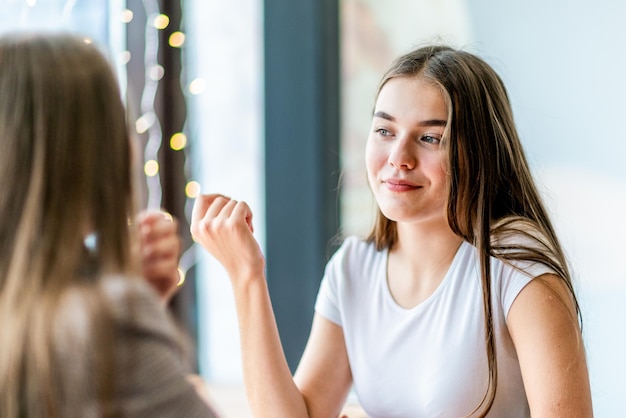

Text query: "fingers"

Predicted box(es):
[190, 193, 228, 237]
[139, 213, 180, 260]
[205, 196, 237, 222]
[189, 194, 264, 282]
[191, 194, 254, 241]
[136, 210, 182, 302]
[137, 208, 173, 226]
[232, 199, 254, 233]
[139, 212, 177, 240]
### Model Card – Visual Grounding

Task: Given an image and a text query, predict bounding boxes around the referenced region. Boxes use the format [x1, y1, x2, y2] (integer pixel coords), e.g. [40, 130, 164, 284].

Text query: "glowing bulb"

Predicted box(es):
[185, 181, 201, 198]
[83, 38, 93, 45]
[26, 0, 36, 7]
[189, 78, 206, 95]
[148, 65, 164, 81]
[153, 14, 170, 29]
[121, 9, 134, 23]
[168, 32, 185, 48]
[170, 133, 187, 150]
[135, 112, 156, 134]
[119, 51, 131, 65]
[144, 160, 159, 177]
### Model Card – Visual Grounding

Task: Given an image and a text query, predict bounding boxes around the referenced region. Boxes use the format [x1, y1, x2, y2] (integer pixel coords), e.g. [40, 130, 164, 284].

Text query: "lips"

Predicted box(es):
[383, 178, 421, 192]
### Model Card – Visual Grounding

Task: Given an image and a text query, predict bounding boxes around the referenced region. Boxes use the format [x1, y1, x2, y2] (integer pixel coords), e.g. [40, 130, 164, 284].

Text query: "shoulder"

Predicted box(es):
[328, 235, 381, 269]
[459, 237, 560, 316]
[100, 275, 180, 337]
[489, 217, 561, 278]
[53, 276, 162, 339]
[487, 232, 564, 318]
[100, 274, 161, 310]
[323, 236, 385, 285]
[55, 278, 216, 416]
[316, 236, 384, 322]
[54, 276, 182, 345]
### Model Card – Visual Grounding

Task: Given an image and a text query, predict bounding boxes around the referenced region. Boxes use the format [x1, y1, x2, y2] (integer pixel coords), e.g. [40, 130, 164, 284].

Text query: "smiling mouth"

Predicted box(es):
[383, 180, 421, 192]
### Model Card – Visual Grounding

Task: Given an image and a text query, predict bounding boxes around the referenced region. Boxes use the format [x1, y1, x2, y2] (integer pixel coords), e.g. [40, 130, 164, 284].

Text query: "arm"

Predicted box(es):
[295, 314, 353, 418]
[136, 210, 182, 303]
[507, 273, 593, 417]
[190, 194, 352, 418]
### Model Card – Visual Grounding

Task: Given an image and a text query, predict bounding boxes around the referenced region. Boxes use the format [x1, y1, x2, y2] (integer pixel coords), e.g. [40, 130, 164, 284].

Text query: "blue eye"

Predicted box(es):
[421, 135, 441, 144]
[376, 128, 392, 137]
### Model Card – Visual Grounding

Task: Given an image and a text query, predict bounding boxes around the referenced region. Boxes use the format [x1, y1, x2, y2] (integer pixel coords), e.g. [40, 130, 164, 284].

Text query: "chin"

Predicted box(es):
[380, 207, 446, 225]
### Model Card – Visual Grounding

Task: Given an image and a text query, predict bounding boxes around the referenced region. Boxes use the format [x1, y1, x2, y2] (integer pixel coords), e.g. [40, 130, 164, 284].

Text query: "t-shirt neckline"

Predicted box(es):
[381, 240, 468, 313]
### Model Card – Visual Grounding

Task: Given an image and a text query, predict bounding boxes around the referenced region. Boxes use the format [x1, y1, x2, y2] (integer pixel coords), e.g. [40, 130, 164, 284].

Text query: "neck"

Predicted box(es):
[386, 221, 463, 308]
[392, 220, 463, 282]
[395, 217, 462, 253]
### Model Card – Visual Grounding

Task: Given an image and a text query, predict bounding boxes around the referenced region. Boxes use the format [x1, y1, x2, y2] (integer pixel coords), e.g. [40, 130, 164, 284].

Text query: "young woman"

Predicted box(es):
[0, 33, 218, 417]
[191, 45, 593, 417]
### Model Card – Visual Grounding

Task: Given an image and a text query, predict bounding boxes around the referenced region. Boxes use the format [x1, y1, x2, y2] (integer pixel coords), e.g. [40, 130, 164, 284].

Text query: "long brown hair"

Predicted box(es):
[367, 45, 578, 416]
[0, 33, 137, 416]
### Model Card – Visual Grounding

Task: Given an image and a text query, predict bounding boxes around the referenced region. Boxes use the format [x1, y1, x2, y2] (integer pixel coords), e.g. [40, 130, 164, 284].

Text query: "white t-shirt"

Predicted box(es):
[315, 236, 552, 418]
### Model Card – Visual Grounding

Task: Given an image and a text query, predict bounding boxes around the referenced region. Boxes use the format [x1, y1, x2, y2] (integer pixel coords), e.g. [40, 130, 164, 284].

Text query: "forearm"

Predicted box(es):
[189, 195, 310, 416]
[231, 276, 310, 418]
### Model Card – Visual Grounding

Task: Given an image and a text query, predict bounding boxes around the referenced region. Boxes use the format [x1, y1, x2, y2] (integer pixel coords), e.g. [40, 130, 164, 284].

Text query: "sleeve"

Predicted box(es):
[313, 237, 359, 327]
[499, 260, 556, 317]
[314, 254, 343, 326]
[114, 282, 220, 418]
[491, 224, 561, 316]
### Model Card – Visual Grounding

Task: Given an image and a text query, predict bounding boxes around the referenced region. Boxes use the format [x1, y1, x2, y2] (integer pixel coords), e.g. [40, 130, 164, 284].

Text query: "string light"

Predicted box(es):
[188, 77, 206, 95]
[119, 50, 131, 65]
[168, 31, 185, 48]
[144, 159, 159, 177]
[138, 1, 198, 288]
[121, 9, 134, 23]
[169, 132, 187, 150]
[148, 64, 165, 81]
[135, 111, 156, 134]
[153, 13, 169, 30]
[139, 0, 163, 210]
[185, 181, 201, 199]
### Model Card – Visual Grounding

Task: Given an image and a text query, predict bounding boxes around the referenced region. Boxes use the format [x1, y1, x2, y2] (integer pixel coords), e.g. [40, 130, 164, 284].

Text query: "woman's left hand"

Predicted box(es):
[137, 210, 182, 302]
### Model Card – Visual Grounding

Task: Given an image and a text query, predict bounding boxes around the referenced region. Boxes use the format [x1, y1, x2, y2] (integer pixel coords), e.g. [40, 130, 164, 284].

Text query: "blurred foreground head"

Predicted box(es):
[0, 33, 135, 287]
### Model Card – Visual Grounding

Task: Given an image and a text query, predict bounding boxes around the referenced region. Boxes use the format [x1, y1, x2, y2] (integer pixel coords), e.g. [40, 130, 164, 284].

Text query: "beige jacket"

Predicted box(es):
[52, 276, 219, 417]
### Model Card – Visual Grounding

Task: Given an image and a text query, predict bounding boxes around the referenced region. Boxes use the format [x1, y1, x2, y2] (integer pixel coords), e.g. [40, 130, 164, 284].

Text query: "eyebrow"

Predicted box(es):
[373, 110, 447, 127]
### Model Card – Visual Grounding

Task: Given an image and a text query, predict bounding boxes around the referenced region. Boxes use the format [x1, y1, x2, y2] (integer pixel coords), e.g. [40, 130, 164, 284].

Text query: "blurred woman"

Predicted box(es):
[0, 33, 218, 417]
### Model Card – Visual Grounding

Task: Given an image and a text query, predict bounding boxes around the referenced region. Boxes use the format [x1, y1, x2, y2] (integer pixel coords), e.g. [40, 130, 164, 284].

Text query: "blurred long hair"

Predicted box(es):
[0, 33, 137, 417]
[367, 45, 578, 416]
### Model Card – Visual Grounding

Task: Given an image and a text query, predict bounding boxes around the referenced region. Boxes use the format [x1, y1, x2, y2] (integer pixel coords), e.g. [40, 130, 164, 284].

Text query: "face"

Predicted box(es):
[366, 76, 449, 227]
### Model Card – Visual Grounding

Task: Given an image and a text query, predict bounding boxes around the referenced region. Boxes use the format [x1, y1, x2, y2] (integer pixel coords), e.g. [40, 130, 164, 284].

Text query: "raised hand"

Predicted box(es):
[137, 210, 182, 302]
[190, 194, 265, 286]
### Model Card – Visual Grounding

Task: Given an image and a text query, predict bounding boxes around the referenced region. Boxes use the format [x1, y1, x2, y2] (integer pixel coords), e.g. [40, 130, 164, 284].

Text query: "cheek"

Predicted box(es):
[364, 140, 379, 187]
[423, 152, 448, 183]
[365, 138, 385, 174]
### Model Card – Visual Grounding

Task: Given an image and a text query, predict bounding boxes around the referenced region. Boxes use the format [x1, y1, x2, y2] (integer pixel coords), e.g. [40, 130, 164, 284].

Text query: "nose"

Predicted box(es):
[388, 135, 416, 170]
